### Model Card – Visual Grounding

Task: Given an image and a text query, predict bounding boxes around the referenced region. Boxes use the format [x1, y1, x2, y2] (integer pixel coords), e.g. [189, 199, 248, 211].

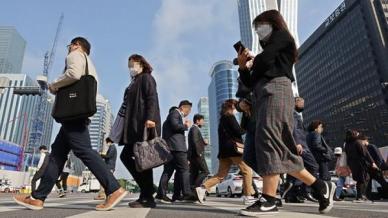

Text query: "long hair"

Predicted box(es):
[128, 54, 153, 74]
[220, 99, 238, 116]
[252, 10, 298, 62]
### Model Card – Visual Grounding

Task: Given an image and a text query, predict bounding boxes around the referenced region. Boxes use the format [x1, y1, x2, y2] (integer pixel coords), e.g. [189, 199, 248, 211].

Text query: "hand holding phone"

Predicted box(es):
[233, 41, 246, 53]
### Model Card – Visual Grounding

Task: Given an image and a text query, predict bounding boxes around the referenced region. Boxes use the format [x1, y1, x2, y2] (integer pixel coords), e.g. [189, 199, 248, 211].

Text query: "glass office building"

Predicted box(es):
[208, 61, 239, 173]
[197, 97, 211, 171]
[295, 0, 388, 147]
[0, 27, 26, 74]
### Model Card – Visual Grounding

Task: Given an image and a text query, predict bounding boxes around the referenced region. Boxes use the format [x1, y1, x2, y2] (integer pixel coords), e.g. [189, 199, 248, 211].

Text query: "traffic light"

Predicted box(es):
[13, 87, 42, 96]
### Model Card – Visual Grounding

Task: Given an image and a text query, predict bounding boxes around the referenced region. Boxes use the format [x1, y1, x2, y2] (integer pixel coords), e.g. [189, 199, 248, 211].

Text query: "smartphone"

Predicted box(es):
[233, 41, 246, 53]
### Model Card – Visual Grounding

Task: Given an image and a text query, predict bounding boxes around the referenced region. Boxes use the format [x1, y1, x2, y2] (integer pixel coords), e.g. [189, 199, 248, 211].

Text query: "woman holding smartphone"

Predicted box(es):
[236, 10, 336, 216]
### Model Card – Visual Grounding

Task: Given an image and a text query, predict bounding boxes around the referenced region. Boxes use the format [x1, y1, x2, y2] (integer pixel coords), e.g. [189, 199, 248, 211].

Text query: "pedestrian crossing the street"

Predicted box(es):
[1, 194, 388, 218]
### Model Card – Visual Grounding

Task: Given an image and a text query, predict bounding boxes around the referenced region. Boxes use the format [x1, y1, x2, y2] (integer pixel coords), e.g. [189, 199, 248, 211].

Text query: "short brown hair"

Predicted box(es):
[308, 120, 324, 132]
[220, 99, 238, 116]
[128, 54, 153, 74]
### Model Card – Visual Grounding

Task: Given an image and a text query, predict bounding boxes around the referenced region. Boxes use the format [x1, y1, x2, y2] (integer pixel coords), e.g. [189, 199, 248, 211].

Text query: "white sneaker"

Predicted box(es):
[195, 187, 206, 204]
[242, 195, 256, 205]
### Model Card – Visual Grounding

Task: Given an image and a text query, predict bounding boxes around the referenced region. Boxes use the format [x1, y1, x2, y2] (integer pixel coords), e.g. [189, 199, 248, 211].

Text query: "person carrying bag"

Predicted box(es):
[52, 54, 97, 123]
[133, 127, 172, 172]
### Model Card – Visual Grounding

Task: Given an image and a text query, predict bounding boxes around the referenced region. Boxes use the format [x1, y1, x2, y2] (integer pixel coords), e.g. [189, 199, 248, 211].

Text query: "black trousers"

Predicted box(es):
[189, 156, 209, 188]
[56, 172, 69, 191]
[366, 169, 388, 198]
[318, 161, 331, 181]
[157, 151, 192, 197]
[120, 144, 155, 200]
[31, 162, 49, 193]
[357, 181, 368, 199]
[32, 121, 120, 201]
[157, 162, 182, 198]
[286, 148, 319, 197]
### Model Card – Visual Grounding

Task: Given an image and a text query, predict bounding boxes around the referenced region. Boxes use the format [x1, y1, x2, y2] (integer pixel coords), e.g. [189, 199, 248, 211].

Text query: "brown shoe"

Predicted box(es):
[13, 195, 44, 210]
[95, 188, 128, 211]
[94, 195, 106, 200]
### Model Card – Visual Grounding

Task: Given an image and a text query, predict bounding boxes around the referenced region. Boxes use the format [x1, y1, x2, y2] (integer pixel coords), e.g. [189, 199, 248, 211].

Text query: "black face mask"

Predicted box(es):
[295, 107, 304, 113]
[197, 124, 202, 128]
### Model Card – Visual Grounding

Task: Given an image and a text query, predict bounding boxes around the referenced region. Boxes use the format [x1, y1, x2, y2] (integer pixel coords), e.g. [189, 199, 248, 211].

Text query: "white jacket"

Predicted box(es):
[51, 50, 98, 90]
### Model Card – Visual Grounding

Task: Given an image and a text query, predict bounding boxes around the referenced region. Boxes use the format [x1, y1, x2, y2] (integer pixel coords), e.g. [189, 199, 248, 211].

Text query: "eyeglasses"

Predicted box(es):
[66, 43, 76, 48]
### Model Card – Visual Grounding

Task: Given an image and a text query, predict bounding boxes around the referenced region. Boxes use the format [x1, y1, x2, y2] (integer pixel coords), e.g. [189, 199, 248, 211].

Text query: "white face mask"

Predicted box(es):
[255, 24, 273, 40]
[129, 67, 138, 77]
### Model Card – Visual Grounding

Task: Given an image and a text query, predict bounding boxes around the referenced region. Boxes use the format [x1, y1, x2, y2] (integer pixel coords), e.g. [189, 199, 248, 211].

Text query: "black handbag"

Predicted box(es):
[133, 127, 173, 172]
[52, 55, 97, 123]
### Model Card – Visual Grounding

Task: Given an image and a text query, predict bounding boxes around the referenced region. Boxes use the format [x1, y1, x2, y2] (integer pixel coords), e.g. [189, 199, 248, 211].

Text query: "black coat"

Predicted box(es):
[121, 73, 161, 146]
[162, 109, 188, 152]
[345, 140, 374, 182]
[367, 144, 388, 170]
[218, 114, 245, 159]
[188, 125, 206, 160]
[293, 111, 308, 148]
[102, 145, 117, 171]
[306, 131, 333, 162]
[239, 30, 296, 88]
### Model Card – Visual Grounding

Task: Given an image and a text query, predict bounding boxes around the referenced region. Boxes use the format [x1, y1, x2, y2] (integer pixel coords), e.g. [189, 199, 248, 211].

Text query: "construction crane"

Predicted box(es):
[24, 14, 64, 169]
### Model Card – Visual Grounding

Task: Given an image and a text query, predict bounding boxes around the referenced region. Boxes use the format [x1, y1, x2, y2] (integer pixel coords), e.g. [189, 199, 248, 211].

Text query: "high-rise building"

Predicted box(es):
[0, 74, 54, 169]
[90, 94, 113, 151]
[237, 0, 299, 95]
[208, 61, 239, 173]
[24, 95, 54, 168]
[71, 94, 113, 175]
[0, 27, 26, 74]
[295, 0, 388, 148]
[197, 97, 211, 171]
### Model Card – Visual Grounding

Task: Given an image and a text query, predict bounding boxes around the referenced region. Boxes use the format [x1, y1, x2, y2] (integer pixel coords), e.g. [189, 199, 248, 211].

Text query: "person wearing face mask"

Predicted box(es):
[188, 114, 210, 190]
[108, 54, 161, 208]
[196, 99, 256, 205]
[282, 97, 319, 203]
[157, 100, 198, 203]
[235, 10, 336, 216]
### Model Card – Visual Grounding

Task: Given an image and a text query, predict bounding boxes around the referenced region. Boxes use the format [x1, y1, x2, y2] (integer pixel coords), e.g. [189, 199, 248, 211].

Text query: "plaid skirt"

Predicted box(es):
[253, 76, 304, 175]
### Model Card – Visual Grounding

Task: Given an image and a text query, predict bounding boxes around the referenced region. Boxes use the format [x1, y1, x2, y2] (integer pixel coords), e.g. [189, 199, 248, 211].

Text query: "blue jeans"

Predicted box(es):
[335, 176, 346, 198]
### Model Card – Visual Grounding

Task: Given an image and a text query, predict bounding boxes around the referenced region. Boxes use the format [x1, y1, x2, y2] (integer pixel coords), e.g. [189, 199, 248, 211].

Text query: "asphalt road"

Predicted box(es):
[1, 193, 388, 218]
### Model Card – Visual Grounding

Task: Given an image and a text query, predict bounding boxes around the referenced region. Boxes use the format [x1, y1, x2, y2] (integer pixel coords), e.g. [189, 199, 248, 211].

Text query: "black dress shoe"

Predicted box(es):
[155, 195, 172, 204]
[172, 195, 184, 202]
[333, 196, 344, 201]
[128, 198, 156, 208]
[181, 194, 198, 202]
[285, 196, 304, 203]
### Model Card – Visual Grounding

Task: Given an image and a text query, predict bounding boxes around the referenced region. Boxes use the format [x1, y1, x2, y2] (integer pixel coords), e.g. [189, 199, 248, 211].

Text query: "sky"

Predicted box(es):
[0, 0, 343, 181]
